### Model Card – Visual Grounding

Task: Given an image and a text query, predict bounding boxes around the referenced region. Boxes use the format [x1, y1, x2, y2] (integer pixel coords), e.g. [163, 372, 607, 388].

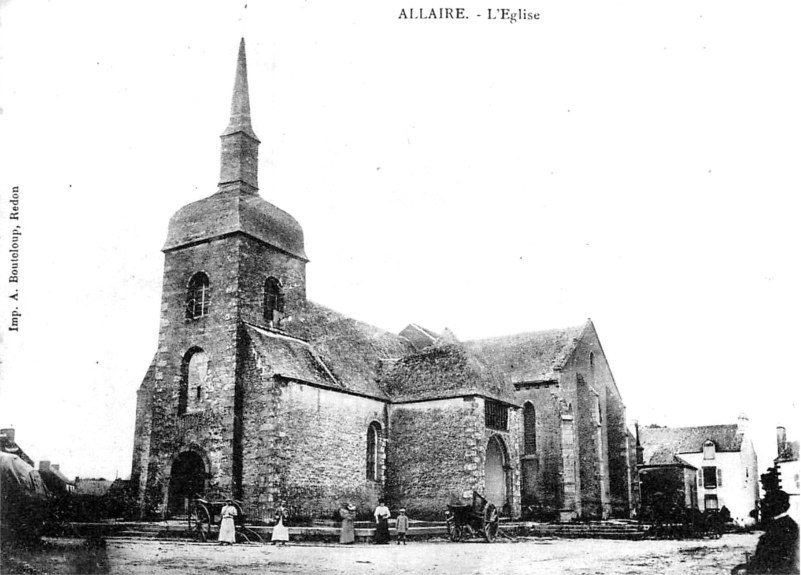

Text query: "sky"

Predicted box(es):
[0, 0, 799, 483]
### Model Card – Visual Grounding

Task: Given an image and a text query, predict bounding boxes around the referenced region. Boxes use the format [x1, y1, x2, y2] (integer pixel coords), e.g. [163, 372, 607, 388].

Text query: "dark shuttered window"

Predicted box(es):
[523, 403, 537, 455]
[485, 401, 508, 431]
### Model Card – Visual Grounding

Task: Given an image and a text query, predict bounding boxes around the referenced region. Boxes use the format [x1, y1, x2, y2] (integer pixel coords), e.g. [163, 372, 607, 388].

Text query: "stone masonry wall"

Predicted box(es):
[559, 325, 616, 519]
[130, 360, 156, 514]
[478, 397, 522, 518]
[386, 398, 481, 519]
[236, 235, 307, 333]
[606, 386, 632, 517]
[515, 386, 563, 516]
[137, 237, 246, 513]
[239, 337, 388, 521]
[387, 398, 522, 519]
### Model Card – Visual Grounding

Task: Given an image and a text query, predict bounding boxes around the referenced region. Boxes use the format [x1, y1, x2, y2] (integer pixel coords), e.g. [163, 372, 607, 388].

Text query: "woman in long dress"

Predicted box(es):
[218, 499, 237, 545]
[271, 501, 290, 545]
[373, 500, 391, 544]
[339, 503, 356, 544]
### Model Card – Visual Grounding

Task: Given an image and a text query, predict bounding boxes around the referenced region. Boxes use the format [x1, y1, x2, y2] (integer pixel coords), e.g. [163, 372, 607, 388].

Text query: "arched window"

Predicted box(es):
[703, 440, 715, 460]
[179, 348, 208, 415]
[186, 273, 211, 319]
[264, 277, 285, 325]
[523, 402, 537, 455]
[366, 422, 381, 481]
[589, 352, 595, 370]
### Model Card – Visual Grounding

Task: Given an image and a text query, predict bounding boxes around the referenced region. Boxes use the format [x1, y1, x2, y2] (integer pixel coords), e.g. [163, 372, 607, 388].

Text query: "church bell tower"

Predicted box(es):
[131, 38, 308, 513]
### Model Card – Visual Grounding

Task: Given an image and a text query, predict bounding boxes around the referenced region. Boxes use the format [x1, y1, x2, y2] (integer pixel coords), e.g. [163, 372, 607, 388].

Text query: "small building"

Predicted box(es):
[637, 431, 698, 521]
[39, 461, 75, 495]
[775, 426, 800, 523]
[638, 415, 759, 526]
[0, 428, 34, 467]
[74, 478, 114, 497]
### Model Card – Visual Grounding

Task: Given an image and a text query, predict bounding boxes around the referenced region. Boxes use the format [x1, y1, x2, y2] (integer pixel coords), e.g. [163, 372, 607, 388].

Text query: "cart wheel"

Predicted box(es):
[482, 503, 499, 542]
[188, 502, 211, 542]
[449, 523, 464, 542]
[241, 527, 263, 544]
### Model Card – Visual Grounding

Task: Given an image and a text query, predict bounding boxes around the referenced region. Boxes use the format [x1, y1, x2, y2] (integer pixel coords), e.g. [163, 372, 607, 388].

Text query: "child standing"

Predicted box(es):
[395, 508, 409, 545]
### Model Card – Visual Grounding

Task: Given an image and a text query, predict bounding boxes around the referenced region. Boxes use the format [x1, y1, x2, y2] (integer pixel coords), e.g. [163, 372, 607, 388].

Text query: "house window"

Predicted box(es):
[179, 348, 208, 415]
[703, 440, 715, 460]
[704, 495, 719, 510]
[523, 403, 536, 455]
[703, 466, 718, 489]
[264, 277, 284, 325]
[366, 422, 381, 481]
[485, 401, 508, 431]
[589, 352, 595, 370]
[186, 273, 211, 319]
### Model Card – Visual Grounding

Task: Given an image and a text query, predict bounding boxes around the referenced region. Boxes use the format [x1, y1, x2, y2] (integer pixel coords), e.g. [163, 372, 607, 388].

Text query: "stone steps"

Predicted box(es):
[63, 520, 647, 542]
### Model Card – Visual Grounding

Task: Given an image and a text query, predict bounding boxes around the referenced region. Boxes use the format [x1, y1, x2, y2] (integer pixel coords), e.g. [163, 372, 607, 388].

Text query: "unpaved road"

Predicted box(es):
[3, 533, 760, 574]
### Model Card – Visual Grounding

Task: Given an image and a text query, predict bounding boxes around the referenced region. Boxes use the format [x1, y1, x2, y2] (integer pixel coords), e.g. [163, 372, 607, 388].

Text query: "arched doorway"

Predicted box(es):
[168, 451, 206, 515]
[485, 435, 509, 510]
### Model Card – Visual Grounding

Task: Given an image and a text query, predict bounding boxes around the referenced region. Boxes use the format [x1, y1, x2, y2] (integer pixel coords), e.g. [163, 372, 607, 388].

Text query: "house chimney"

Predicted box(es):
[39, 460, 51, 472]
[52, 464, 60, 471]
[777, 426, 787, 457]
[736, 413, 749, 434]
[0, 428, 15, 443]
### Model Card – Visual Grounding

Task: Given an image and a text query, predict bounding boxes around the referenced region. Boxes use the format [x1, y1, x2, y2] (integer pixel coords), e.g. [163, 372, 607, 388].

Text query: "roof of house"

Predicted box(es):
[163, 190, 308, 260]
[39, 463, 75, 490]
[776, 440, 800, 464]
[246, 301, 414, 399]
[0, 438, 34, 467]
[639, 424, 744, 466]
[399, 324, 439, 351]
[380, 342, 515, 404]
[641, 447, 698, 468]
[74, 478, 114, 496]
[463, 323, 586, 384]
[244, 324, 338, 389]
[246, 304, 601, 407]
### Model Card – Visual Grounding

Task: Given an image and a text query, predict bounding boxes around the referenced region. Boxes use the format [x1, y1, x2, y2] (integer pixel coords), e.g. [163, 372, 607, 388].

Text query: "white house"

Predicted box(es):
[775, 426, 800, 523]
[638, 414, 759, 526]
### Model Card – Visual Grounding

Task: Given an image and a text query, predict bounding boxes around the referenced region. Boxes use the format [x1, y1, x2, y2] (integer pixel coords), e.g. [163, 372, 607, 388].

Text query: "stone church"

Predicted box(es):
[131, 39, 636, 521]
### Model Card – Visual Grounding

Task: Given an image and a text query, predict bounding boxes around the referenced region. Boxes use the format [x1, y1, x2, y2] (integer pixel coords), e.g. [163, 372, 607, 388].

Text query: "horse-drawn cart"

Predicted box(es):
[445, 491, 500, 542]
[187, 497, 263, 543]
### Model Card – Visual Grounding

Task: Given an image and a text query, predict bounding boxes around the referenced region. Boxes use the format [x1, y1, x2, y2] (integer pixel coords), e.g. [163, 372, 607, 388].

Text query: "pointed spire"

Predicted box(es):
[222, 38, 259, 141]
[219, 38, 260, 191]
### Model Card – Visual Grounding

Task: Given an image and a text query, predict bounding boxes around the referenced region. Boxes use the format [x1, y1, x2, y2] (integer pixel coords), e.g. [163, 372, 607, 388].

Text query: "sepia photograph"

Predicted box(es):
[0, 1, 799, 573]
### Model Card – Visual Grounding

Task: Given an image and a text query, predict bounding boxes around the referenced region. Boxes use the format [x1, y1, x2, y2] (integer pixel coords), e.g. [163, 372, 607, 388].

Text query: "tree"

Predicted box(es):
[759, 465, 785, 526]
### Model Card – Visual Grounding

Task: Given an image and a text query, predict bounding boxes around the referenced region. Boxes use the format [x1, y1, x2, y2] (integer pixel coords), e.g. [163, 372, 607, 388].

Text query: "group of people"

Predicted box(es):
[340, 500, 409, 545]
[217, 498, 411, 546]
[217, 499, 289, 546]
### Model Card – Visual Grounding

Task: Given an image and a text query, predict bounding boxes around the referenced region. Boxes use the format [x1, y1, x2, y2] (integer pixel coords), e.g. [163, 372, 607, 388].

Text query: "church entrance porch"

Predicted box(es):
[167, 451, 207, 516]
[485, 435, 511, 513]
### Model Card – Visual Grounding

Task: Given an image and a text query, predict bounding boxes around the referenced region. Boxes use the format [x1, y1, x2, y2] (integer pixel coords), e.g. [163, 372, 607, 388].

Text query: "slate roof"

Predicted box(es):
[380, 342, 515, 404]
[244, 324, 339, 389]
[399, 324, 439, 351]
[245, 304, 594, 406]
[246, 301, 414, 399]
[163, 189, 308, 260]
[75, 478, 114, 496]
[776, 440, 800, 464]
[0, 437, 33, 467]
[463, 323, 586, 384]
[638, 425, 744, 466]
